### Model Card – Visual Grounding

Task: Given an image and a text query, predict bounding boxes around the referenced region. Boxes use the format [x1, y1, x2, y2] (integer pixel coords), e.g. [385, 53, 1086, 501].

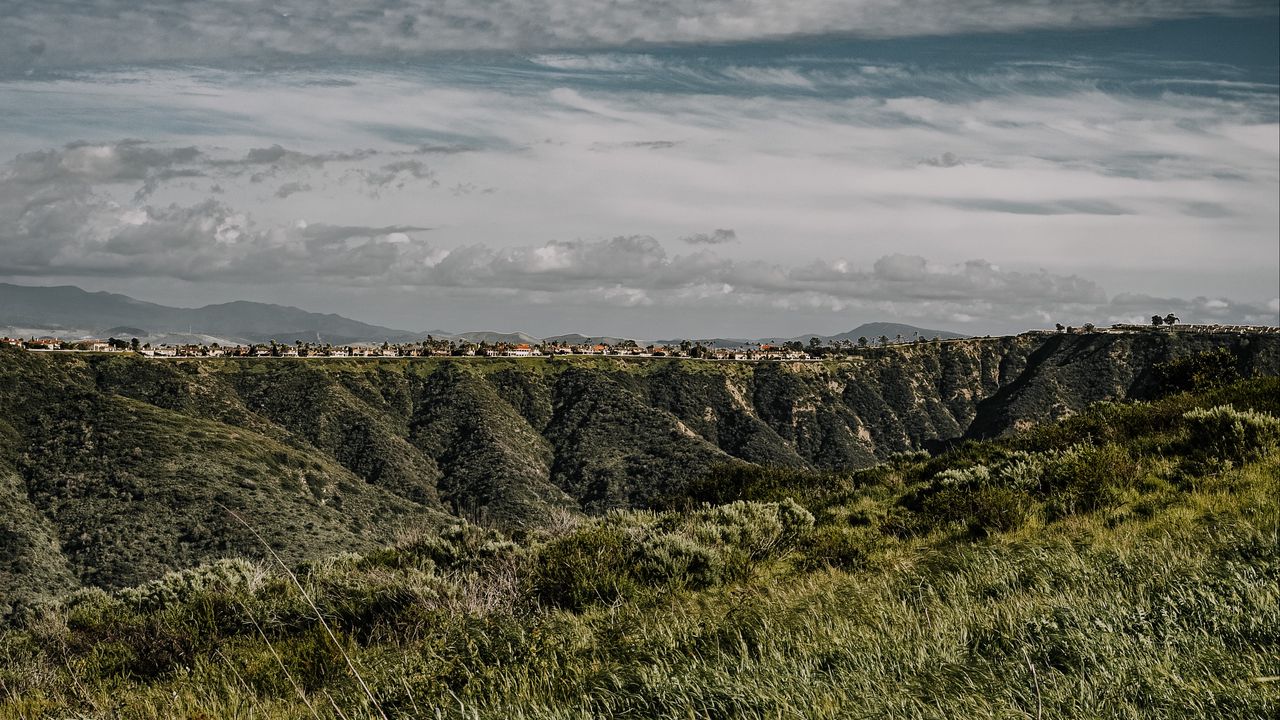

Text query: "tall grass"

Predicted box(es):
[2, 381, 1277, 719]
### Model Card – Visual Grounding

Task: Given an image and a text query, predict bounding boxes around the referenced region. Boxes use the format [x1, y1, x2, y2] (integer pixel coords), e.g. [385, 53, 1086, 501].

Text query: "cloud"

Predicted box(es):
[943, 198, 1134, 216]
[358, 160, 438, 190]
[2, 1, 1272, 67]
[298, 223, 432, 246]
[681, 229, 737, 245]
[920, 152, 963, 168]
[1, 142, 1271, 329]
[591, 140, 681, 152]
[6, 161, 1248, 327]
[6, 141, 202, 186]
[274, 181, 311, 198]
[1, 31, 1275, 335]
[1105, 293, 1279, 326]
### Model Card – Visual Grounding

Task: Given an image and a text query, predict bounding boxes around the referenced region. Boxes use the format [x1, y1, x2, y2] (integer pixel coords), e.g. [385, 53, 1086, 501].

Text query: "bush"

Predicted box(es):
[532, 502, 815, 609]
[797, 526, 867, 570]
[914, 472, 1032, 538]
[117, 559, 261, 612]
[531, 525, 644, 610]
[1182, 405, 1280, 469]
[389, 524, 520, 573]
[1040, 444, 1140, 520]
[685, 499, 815, 565]
[879, 506, 925, 538]
[633, 533, 723, 590]
[964, 487, 1032, 536]
[1155, 348, 1240, 395]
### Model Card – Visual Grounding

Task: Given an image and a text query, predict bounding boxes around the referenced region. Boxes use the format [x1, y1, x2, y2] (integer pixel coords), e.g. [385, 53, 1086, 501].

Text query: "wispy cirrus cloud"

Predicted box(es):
[0, 18, 1276, 336]
[681, 229, 737, 245]
[1, 1, 1273, 68]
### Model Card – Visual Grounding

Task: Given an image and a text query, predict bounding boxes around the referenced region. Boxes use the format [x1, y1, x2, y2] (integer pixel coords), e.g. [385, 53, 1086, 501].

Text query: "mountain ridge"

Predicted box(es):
[1, 329, 1275, 611]
[1, 282, 967, 346]
[0, 283, 411, 345]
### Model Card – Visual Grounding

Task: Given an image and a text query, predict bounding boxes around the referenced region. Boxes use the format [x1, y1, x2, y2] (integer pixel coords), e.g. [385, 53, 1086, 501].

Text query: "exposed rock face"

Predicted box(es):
[1, 330, 1276, 605]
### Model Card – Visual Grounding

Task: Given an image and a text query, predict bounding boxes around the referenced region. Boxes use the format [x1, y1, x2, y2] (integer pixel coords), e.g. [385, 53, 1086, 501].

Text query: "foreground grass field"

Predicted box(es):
[2, 378, 1278, 719]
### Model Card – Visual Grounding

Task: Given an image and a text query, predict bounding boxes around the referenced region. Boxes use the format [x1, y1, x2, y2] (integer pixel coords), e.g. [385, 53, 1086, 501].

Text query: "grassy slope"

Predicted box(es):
[1, 378, 1276, 719]
[1, 334, 1277, 606]
[0, 349, 454, 609]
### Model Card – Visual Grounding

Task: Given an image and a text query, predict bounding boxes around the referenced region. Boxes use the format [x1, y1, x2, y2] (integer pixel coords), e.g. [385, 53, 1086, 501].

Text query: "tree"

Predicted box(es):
[1152, 315, 1163, 328]
[857, 336, 868, 348]
[878, 335, 889, 346]
[808, 336, 822, 350]
[1055, 323, 1065, 333]
[130, 337, 140, 353]
[1164, 313, 1179, 326]
[1082, 323, 1095, 332]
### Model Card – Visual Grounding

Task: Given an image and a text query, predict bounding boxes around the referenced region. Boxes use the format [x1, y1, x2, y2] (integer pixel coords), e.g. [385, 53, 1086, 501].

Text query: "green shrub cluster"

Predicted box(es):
[1183, 404, 1280, 469]
[1155, 347, 1242, 395]
[3, 377, 1280, 719]
[531, 500, 812, 610]
[115, 558, 262, 612]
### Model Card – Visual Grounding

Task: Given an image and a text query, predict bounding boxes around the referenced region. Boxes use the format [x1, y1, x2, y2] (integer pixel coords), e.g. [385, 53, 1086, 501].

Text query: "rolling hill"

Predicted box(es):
[1, 328, 1276, 617]
[0, 283, 413, 345]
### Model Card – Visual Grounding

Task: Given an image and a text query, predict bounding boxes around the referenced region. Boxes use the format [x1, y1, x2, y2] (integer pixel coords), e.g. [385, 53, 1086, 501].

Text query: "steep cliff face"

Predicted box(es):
[964, 332, 1280, 437]
[1, 330, 1276, 604]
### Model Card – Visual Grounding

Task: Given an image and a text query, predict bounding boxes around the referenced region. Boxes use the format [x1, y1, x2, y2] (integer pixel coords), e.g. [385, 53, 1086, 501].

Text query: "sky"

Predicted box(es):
[0, 1, 1277, 338]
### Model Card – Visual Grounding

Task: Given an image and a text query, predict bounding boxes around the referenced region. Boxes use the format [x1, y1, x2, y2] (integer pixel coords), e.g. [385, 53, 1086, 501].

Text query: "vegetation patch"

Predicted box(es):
[1, 377, 1278, 718]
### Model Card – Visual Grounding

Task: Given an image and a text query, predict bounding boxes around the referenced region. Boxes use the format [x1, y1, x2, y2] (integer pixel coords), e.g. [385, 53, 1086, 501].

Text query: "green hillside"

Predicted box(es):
[1, 373, 1276, 718]
[0, 331, 1276, 612]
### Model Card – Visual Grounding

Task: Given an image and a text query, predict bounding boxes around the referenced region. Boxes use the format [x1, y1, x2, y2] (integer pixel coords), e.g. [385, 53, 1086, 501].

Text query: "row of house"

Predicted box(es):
[2, 336, 822, 360]
[7, 323, 1274, 360]
[3, 337, 119, 352]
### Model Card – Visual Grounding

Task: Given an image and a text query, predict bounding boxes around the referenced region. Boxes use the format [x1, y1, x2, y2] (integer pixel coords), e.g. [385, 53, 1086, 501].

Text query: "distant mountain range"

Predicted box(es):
[771, 323, 968, 344]
[0, 282, 967, 346]
[0, 283, 411, 345]
[657, 324, 967, 348]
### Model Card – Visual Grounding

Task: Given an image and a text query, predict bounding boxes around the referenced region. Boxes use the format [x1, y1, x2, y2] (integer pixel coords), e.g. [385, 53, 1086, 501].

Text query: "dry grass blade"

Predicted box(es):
[239, 596, 322, 720]
[219, 503, 388, 720]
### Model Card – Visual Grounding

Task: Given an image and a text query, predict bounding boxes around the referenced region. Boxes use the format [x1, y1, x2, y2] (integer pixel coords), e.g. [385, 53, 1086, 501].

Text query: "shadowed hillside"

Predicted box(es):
[0, 330, 1276, 610]
[2, 373, 1277, 718]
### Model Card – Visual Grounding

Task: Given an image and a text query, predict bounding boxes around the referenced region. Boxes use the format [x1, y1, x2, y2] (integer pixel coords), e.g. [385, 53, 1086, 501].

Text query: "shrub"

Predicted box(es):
[633, 533, 722, 590]
[995, 452, 1049, 491]
[1155, 348, 1240, 395]
[879, 506, 925, 538]
[531, 502, 814, 609]
[1040, 444, 1140, 520]
[393, 524, 521, 573]
[117, 559, 262, 612]
[796, 526, 867, 570]
[964, 486, 1032, 536]
[685, 500, 815, 563]
[913, 468, 1032, 537]
[531, 525, 643, 610]
[1182, 405, 1280, 469]
[60, 586, 128, 629]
